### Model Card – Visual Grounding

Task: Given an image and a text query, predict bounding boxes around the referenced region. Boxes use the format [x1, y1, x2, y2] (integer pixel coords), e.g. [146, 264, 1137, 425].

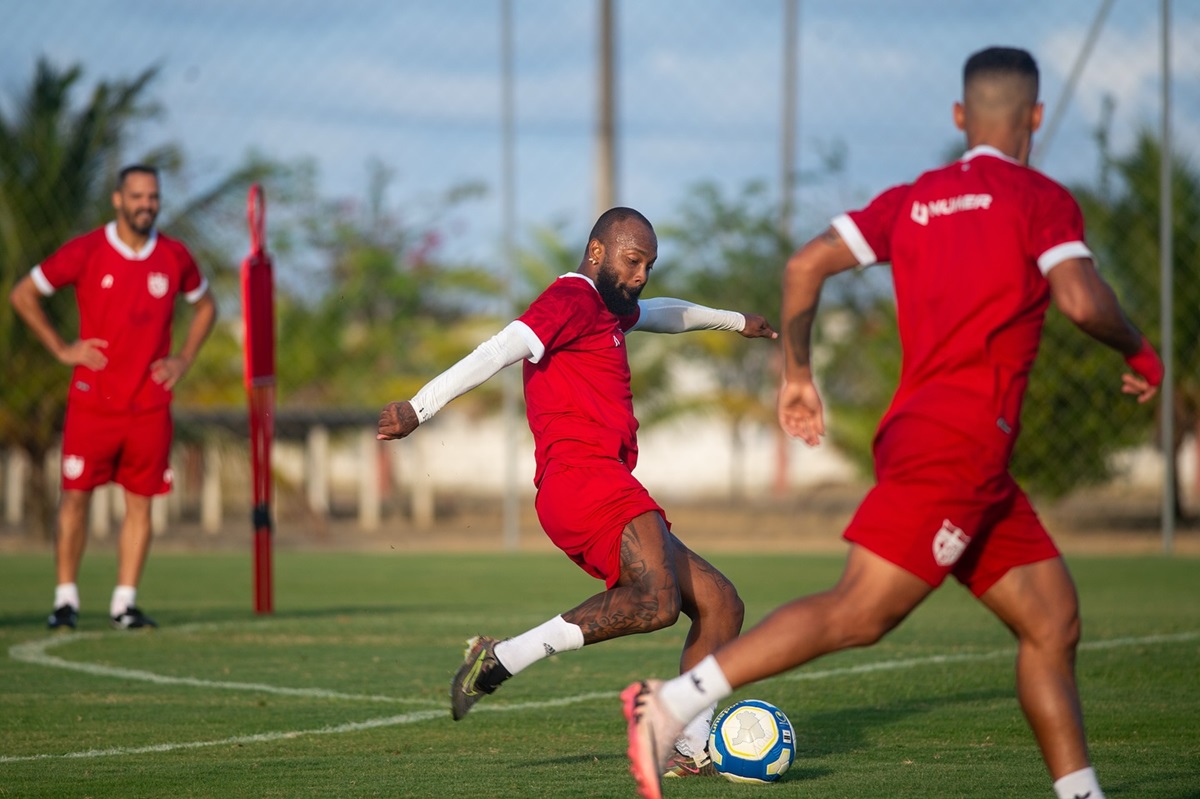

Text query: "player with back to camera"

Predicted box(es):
[623, 47, 1163, 799]
[378, 207, 778, 777]
[9, 164, 217, 630]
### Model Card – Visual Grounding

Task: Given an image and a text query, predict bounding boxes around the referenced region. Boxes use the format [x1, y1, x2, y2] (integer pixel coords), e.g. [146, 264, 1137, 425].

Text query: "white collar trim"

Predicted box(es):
[560, 272, 597, 290]
[104, 221, 159, 261]
[961, 144, 1021, 166]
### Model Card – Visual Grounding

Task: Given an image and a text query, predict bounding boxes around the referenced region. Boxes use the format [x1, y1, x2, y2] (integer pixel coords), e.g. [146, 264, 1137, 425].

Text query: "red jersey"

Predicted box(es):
[832, 145, 1092, 453]
[517, 274, 641, 486]
[32, 223, 207, 413]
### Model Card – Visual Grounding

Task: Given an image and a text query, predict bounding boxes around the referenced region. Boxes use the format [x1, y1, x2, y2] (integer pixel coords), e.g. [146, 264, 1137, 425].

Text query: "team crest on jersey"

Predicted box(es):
[932, 518, 971, 566]
[62, 455, 85, 481]
[147, 272, 169, 298]
[101, 274, 114, 289]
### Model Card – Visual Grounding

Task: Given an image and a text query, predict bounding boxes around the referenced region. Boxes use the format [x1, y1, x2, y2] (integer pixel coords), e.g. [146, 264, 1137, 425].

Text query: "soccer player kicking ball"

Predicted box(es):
[378, 206, 777, 777]
[624, 47, 1162, 799]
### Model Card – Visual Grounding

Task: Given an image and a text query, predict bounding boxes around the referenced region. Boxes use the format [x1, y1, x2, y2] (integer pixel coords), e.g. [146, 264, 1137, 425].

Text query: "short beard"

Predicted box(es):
[121, 207, 157, 236]
[595, 260, 641, 316]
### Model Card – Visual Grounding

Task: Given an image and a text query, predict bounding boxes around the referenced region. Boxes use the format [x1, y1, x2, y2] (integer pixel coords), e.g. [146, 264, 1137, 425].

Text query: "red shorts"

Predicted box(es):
[535, 459, 669, 588]
[60, 403, 174, 497]
[844, 415, 1058, 597]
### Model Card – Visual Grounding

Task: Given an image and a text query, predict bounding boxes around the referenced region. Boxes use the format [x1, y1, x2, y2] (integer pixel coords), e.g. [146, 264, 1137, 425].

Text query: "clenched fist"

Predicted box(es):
[377, 401, 420, 440]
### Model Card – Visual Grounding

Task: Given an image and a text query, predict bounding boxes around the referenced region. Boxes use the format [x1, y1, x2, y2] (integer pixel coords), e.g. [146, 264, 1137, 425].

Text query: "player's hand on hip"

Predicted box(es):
[740, 314, 778, 340]
[378, 401, 420, 440]
[1121, 372, 1159, 404]
[63, 338, 108, 370]
[778, 378, 824, 446]
[150, 356, 190, 390]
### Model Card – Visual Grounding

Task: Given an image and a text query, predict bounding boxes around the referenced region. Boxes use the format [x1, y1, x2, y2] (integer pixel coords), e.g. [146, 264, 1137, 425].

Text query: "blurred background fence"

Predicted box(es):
[1, 1, 1196, 549]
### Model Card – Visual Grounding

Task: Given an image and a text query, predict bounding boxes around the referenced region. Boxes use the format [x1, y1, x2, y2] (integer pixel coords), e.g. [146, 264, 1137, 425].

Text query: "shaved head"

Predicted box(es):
[955, 47, 1043, 162]
[964, 47, 1039, 116]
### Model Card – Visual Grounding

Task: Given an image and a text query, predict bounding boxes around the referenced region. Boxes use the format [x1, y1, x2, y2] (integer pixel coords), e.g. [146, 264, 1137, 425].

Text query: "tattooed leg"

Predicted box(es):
[563, 511, 682, 645]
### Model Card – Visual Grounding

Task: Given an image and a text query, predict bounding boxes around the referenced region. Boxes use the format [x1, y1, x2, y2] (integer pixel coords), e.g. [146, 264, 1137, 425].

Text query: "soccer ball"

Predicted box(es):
[708, 699, 796, 783]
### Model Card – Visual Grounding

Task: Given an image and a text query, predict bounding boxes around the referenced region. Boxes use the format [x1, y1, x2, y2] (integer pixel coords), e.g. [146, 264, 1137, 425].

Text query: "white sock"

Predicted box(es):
[675, 702, 717, 758]
[492, 615, 584, 675]
[659, 655, 732, 726]
[54, 583, 80, 610]
[1053, 767, 1104, 799]
[111, 585, 137, 618]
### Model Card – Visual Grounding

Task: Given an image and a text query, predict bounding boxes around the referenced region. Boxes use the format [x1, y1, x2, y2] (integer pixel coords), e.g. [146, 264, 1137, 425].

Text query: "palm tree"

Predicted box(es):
[0, 59, 160, 538]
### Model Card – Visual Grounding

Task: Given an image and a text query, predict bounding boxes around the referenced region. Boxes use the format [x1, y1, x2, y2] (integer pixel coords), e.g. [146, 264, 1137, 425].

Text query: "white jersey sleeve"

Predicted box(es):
[409, 321, 535, 423]
[627, 297, 745, 334]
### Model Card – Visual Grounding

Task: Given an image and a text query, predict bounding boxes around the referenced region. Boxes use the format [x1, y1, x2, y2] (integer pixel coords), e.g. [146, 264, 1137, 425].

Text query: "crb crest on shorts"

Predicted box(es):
[62, 454, 85, 480]
[932, 518, 971, 566]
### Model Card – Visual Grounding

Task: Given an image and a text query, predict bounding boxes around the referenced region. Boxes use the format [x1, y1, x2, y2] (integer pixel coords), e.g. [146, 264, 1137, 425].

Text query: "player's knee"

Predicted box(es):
[827, 600, 906, 649]
[1031, 604, 1081, 653]
[647, 586, 683, 630]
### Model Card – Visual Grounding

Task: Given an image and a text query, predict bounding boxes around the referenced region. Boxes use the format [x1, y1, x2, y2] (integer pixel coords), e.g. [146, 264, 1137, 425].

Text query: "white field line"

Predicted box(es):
[3, 629, 1196, 764]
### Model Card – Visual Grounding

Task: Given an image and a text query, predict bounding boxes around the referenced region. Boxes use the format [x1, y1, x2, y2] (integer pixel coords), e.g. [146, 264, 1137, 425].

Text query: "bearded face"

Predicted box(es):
[114, 173, 161, 237]
[594, 254, 644, 316]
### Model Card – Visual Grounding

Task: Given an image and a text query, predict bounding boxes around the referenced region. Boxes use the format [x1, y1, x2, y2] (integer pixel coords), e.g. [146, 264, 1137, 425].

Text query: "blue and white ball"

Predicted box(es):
[708, 699, 796, 783]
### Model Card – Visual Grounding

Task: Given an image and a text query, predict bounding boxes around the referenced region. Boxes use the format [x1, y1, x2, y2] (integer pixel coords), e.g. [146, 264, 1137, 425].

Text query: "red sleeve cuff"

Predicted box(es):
[1126, 336, 1163, 387]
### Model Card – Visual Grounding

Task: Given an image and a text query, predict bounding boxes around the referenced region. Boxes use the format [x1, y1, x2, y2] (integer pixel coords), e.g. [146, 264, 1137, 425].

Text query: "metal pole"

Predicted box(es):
[1159, 0, 1175, 553]
[780, 0, 799, 232]
[501, 0, 520, 550]
[1031, 0, 1114, 167]
[595, 0, 617, 215]
[774, 0, 800, 497]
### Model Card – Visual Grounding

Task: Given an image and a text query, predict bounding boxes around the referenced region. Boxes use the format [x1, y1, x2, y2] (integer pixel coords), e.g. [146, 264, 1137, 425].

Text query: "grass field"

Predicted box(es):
[1, 550, 1197, 798]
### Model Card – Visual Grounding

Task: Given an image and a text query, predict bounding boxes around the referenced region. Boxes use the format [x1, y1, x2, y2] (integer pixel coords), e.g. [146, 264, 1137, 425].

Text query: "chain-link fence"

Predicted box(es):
[1, 1, 1196, 546]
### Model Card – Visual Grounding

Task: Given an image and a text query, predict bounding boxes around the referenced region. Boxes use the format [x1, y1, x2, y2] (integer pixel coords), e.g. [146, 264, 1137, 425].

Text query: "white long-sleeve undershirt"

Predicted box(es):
[408, 297, 746, 424]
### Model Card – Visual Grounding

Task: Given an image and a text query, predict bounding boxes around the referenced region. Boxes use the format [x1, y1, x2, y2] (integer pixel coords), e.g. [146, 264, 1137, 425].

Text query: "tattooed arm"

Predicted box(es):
[778, 226, 861, 446]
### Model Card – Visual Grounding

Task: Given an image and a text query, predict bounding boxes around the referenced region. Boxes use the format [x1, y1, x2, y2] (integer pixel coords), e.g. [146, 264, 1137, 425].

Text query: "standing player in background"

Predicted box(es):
[624, 47, 1163, 799]
[378, 207, 777, 777]
[9, 164, 217, 630]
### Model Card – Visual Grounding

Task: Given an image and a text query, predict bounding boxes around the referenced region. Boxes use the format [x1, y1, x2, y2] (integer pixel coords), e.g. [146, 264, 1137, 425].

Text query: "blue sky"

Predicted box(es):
[3, 1, 1196, 263]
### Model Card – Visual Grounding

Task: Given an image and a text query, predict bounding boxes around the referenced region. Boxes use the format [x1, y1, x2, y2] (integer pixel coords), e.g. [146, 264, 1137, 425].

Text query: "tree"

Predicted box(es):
[278, 159, 493, 410]
[655, 181, 794, 498]
[0, 60, 161, 538]
[0, 60, 288, 537]
[1068, 128, 1200, 519]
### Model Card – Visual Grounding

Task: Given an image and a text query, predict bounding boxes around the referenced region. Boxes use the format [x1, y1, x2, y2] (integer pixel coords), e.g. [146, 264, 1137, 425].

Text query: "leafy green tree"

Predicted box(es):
[0, 60, 161, 537]
[655, 181, 794, 497]
[1066, 128, 1200, 518]
[0, 60, 288, 536]
[278, 159, 493, 410]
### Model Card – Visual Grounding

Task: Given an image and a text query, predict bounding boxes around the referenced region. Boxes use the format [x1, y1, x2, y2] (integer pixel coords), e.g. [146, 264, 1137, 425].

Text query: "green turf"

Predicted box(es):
[0, 551, 1197, 798]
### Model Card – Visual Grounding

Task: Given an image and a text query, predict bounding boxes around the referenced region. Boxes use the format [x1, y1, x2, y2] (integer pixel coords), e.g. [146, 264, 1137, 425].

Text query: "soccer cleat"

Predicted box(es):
[47, 605, 78, 630]
[623, 680, 684, 799]
[450, 635, 510, 720]
[110, 606, 157, 630]
[662, 745, 719, 778]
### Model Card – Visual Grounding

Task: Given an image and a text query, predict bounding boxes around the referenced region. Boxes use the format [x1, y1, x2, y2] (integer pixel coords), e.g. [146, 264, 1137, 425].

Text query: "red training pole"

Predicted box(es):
[241, 184, 276, 614]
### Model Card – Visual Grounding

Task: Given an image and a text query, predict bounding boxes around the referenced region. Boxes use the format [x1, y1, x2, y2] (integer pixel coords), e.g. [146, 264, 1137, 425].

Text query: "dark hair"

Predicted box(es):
[588, 206, 652, 246]
[964, 46, 1039, 92]
[117, 164, 160, 189]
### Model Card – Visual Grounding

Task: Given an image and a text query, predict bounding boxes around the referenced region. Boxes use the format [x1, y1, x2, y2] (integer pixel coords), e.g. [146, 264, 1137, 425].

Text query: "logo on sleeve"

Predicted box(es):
[147, 272, 169, 298]
[932, 518, 971, 566]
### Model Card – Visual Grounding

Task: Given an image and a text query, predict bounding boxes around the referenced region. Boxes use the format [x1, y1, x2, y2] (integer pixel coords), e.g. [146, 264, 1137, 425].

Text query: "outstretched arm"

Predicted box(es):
[377, 321, 536, 440]
[778, 227, 862, 446]
[1046, 257, 1162, 403]
[630, 297, 777, 339]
